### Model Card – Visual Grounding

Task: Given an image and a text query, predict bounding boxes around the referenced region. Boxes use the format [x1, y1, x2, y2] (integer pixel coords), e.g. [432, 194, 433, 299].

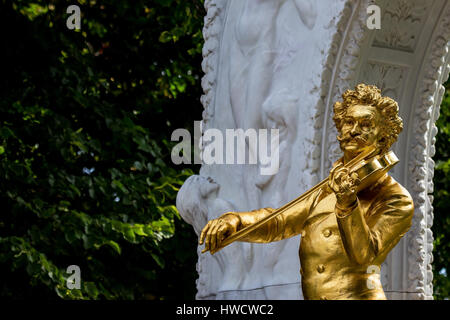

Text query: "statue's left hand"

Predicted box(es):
[328, 162, 360, 209]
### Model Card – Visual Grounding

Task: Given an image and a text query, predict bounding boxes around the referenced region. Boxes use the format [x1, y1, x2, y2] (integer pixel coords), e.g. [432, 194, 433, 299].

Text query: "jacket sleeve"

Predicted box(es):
[224, 188, 320, 243]
[336, 182, 414, 265]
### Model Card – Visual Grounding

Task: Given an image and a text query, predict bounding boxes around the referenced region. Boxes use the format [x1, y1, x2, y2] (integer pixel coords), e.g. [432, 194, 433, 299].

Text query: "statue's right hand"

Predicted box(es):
[199, 214, 240, 254]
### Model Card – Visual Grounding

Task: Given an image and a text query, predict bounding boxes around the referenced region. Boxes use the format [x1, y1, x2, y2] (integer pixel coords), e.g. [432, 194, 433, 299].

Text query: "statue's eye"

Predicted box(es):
[361, 120, 372, 130]
[344, 119, 354, 126]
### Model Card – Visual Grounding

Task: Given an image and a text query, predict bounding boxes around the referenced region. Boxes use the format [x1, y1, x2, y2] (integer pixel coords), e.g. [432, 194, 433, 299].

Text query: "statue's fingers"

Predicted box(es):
[341, 179, 352, 193]
[350, 172, 361, 186]
[216, 225, 224, 243]
[328, 179, 334, 191]
[329, 163, 339, 176]
[217, 224, 229, 243]
[331, 172, 343, 191]
[204, 221, 218, 252]
[212, 224, 231, 254]
[343, 173, 353, 185]
[335, 170, 347, 184]
[347, 174, 358, 190]
[209, 222, 222, 251]
[328, 179, 339, 193]
[340, 167, 350, 177]
[332, 161, 344, 171]
[199, 222, 208, 245]
[330, 163, 343, 180]
[199, 221, 212, 245]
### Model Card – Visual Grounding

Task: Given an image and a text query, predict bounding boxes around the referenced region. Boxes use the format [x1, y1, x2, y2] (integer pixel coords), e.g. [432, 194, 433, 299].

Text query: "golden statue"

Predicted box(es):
[199, 84, 414, 300]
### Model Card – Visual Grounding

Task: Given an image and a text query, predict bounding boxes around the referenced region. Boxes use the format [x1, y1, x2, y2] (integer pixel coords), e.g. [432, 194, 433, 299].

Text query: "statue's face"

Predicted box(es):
[339, 104, 381, 156]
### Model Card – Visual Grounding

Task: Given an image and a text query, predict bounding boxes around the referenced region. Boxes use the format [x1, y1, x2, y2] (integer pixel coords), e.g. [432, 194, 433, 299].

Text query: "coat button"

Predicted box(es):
[317, 264, 325, 273]
[323, 229, 332, 238]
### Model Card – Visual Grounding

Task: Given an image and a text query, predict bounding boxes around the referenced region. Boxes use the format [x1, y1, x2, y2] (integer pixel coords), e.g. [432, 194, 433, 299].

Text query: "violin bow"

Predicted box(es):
[207, 145, 378, 255]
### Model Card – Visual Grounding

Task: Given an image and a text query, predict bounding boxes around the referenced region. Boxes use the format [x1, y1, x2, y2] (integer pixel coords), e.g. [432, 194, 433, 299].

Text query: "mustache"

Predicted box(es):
[337, 134, 367, 144]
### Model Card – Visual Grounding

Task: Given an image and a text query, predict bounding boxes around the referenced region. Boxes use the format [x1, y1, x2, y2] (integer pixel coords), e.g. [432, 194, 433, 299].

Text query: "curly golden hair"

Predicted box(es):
[333, 84, 403, 154]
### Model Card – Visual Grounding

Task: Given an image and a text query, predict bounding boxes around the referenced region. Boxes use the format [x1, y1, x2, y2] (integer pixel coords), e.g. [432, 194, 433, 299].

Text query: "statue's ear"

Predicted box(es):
[377, 136, 388, 154]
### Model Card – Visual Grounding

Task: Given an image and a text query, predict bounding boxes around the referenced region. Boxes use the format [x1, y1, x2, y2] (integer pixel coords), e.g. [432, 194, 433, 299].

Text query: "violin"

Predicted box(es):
[207, 145, 399, 254]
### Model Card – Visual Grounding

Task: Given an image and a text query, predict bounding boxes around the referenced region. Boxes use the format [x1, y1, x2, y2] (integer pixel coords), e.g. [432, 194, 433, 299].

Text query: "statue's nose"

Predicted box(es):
[350, 123, 360, 136]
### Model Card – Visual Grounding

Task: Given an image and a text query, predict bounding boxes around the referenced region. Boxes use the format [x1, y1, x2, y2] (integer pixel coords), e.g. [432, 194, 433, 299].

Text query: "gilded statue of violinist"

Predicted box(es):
[199, 84, 414, 300]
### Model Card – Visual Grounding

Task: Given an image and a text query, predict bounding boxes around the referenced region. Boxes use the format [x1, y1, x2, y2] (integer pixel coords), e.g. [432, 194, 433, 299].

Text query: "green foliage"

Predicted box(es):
[432, 79, 450, 300]
[0, 0, 204, 299]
